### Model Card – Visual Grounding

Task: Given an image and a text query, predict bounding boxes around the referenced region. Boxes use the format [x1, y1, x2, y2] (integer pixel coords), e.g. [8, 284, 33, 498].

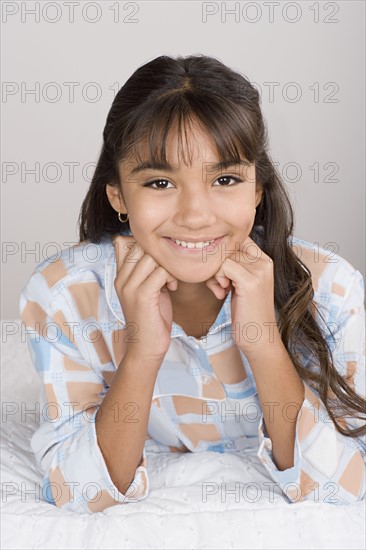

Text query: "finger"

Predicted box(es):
[114, 237, 145, 286]
[209, 265, 231, 289]
[205, 277, 227, 299]
[113, 236, 179, 293]
[166, 279, 178, 291]
[116, 253, 158, 292]
[161, 267, 179, 290]
[139, 265, 178, 296]
[117, 252, 179, 295]
[215, 274, 231, 288]
[113, 236, 142, 271]
[220, 258, 252, 296]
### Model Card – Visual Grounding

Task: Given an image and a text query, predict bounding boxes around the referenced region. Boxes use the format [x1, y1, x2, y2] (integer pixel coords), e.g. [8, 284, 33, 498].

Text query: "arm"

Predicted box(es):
[19, 272, 153, 513]
[245, 341, 305, 471]
[95, 352, 161, 497]
[256, 267, 366, 505]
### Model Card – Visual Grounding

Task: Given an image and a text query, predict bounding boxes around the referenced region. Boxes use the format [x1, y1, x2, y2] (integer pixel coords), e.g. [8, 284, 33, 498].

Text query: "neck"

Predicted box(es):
[167, 281, 225, 315]
[167, 281, 228, 339]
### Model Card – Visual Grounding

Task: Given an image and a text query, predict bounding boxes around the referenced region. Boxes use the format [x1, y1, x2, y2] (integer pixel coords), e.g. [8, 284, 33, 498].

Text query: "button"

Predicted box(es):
[224, 441, 234, 448]
[201, 375, 211, 385]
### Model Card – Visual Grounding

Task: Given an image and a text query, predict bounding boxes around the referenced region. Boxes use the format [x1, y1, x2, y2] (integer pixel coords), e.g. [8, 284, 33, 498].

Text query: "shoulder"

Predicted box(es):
[289, 235, 364, 301]
[19, 237, 114, 316]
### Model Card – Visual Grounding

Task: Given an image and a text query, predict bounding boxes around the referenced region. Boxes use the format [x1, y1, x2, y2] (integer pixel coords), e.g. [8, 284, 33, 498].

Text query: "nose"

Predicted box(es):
[172, 187, 217, 227]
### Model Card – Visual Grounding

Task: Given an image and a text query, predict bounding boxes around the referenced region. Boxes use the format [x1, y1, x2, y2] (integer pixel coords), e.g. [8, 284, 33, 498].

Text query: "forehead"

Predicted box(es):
[120, 119, 223, 175]
[120, 125, 250, 177]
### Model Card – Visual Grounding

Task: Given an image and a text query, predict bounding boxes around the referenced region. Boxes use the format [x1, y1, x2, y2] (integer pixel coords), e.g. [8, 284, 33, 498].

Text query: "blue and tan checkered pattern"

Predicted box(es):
[19, 232, 366, 512]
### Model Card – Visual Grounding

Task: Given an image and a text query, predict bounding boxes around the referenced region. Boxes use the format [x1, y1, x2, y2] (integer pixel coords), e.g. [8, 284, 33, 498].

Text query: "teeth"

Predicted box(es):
[172, 238, 215, 249]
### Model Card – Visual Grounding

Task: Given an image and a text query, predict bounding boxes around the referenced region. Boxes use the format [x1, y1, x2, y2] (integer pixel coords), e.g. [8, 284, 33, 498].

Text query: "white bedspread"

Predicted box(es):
[1, 320, 365, 550]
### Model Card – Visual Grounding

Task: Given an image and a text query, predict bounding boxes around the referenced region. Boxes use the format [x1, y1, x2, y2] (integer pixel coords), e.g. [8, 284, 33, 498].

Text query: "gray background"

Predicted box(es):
[1, 0, 365, 319]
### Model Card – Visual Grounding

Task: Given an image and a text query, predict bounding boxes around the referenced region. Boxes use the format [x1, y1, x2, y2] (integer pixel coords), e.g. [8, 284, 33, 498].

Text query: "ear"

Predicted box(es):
[105, 184, 127, 213]
[255, 181, 264, 208]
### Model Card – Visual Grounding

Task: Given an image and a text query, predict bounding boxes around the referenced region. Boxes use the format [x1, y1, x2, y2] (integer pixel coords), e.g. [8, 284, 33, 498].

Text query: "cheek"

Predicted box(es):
[126, 219, 162, 261]
[127, 214, 152, 241]
[231, 204, 256, 231]
[128, 203, 161, 233]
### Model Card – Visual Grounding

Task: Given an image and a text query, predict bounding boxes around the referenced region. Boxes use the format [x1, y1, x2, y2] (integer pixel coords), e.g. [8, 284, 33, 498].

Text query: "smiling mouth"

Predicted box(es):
[164, 236, 224, 251]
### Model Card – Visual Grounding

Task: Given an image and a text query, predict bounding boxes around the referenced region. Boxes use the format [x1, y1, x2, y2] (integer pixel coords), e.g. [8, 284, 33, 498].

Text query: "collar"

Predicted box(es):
[103, 234, 232, 339]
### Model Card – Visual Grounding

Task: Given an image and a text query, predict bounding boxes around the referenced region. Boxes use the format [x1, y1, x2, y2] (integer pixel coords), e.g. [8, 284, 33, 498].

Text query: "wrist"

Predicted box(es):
[240, 339, 287, 362]
[121, 350, 164, 372]
[239, 329, 285, 359]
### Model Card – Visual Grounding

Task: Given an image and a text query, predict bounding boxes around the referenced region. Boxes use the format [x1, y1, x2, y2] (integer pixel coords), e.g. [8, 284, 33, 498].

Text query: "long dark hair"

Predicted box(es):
[78, 54, 365, 440]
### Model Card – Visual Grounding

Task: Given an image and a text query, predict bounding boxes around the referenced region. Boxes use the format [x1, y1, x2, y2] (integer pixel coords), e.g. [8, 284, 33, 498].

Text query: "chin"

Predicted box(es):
[174, 275, 209, 284]
[164, 265, 218, 284]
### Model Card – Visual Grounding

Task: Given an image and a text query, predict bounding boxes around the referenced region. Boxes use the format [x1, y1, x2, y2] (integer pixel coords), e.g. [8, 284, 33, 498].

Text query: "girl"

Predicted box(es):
[20, 54, 366, 514]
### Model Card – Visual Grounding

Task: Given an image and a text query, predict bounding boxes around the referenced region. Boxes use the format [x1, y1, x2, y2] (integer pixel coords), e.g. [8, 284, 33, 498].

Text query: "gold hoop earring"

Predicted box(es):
[118, 211, 129, 223]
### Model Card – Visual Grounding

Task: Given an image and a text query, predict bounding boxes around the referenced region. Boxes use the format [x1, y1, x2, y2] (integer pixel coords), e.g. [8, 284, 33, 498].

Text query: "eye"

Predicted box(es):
[213, 175, 242, 186]
[142, 178, 174, 190]
[142, 175, 242, 190]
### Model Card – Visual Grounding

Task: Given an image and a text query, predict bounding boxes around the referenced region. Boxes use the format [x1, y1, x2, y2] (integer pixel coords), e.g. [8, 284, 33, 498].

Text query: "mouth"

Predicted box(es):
[163, 236, 224, 252]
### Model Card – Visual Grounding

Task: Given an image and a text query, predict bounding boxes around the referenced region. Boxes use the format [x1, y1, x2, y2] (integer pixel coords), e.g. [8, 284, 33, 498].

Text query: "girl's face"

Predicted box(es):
[106, 121, 263, 283]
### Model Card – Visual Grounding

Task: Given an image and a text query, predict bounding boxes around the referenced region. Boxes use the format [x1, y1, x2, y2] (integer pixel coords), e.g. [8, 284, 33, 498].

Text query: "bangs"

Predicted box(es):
[118, 92, 258, 171]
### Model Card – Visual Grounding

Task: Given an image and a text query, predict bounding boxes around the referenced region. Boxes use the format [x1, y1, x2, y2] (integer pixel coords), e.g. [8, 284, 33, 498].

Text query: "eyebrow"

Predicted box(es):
[129, 159, 250, 176]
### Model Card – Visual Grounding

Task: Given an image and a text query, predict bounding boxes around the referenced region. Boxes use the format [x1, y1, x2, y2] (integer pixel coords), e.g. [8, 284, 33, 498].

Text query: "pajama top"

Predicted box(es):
[19, 230, 366, 513]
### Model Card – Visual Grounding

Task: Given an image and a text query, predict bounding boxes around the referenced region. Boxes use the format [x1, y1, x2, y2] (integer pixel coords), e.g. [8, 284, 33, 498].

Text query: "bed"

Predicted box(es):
[1, 320, 365, 550]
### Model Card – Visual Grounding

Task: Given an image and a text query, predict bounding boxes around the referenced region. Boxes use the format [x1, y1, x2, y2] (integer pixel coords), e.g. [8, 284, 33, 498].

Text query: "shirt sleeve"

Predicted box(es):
[19, 270, 149, 514]
[257, 267, 366, 505]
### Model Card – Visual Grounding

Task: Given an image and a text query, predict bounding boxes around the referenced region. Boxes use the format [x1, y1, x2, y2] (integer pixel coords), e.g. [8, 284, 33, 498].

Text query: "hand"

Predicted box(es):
[205, 236, 280, 356]
[113, 236, 179, 366]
